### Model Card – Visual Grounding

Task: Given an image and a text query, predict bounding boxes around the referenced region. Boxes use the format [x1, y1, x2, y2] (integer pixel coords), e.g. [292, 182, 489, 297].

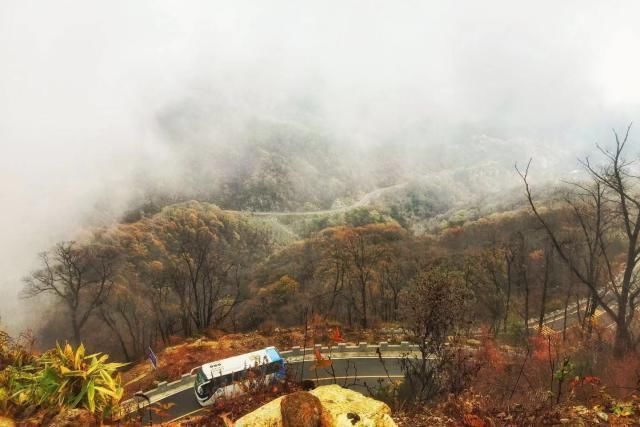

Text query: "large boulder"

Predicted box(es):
[235, 384, 397, 427]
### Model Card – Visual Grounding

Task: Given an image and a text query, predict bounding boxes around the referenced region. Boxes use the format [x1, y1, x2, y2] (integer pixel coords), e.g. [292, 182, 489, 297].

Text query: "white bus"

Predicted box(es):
[192, 346, 286, 406]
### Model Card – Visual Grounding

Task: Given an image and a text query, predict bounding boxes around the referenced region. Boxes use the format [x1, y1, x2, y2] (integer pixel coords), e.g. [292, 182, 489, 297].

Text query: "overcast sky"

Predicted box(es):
[2, 1, 640, 332]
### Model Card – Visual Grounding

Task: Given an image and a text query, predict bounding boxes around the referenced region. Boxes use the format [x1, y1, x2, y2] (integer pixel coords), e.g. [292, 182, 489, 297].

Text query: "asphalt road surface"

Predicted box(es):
[127, 356, 405, 425]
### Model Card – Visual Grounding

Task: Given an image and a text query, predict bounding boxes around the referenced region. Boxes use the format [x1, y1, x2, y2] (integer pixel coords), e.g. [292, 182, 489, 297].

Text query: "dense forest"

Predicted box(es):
[20, 125, 640, 362]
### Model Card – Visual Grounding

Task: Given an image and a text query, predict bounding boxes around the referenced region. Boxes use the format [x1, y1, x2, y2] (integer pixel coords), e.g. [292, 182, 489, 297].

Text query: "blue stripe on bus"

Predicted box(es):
[265, 347, 281, 363]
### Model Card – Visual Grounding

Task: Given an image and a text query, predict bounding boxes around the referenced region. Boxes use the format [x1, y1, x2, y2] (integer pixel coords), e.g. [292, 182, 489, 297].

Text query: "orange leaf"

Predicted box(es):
[463, 414, 486, 427]
[330, 327, 344, 343]
[312, 347, 333, 369]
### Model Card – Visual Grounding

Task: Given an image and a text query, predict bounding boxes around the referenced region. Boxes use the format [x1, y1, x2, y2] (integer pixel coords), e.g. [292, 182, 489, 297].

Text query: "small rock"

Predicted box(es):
[560, 418, 571, 424]
[347, 412, 361, 424]
[596, 411, 608, 422]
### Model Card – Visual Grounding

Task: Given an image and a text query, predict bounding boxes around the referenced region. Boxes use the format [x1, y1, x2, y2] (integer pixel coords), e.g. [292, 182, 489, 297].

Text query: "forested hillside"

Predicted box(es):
[21, 178, 608, 360]
[4, 116, 637, 425]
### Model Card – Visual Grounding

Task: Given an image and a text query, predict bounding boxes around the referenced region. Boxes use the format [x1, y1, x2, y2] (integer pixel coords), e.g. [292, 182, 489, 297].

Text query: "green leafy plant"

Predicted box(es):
[0, 331, 39, 413]
[553, 358, 575, 404]
[611, 402, 635, 417]
[35, 342, 127, 415]
[1, 340, 127, 418]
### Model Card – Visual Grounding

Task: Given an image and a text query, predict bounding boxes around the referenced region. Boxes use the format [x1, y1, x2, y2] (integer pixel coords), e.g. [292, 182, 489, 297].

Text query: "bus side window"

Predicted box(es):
[222, 374, 232, 386]
[213, 374, 232, 388]
[211, 377, 221, 389]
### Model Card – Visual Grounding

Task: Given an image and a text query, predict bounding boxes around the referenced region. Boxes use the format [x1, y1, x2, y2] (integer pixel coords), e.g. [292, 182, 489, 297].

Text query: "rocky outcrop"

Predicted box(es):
[235, 384, 397, 427]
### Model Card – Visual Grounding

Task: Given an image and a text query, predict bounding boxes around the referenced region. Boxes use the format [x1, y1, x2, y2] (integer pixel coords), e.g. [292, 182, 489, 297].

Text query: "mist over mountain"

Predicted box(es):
[3, 1, 640, 333]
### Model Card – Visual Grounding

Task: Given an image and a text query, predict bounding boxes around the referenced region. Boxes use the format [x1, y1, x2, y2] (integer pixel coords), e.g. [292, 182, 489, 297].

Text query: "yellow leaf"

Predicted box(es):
[87, 381, 95, 413]
[93, 386, 118, 399]
[75, 344, 85, 368]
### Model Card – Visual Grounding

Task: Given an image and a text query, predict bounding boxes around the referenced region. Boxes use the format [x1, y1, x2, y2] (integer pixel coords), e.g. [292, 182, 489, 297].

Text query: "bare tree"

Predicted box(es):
[464, 248, 501, 334]
[169, 234, 241, 334]
[99, 279, 155, 362]
[341, 228, 386, 329]
[317, 237, 348, 319]
[379, 261, 408, 322]
[518, 125, 640, 355]
[23, 241, 117, 344]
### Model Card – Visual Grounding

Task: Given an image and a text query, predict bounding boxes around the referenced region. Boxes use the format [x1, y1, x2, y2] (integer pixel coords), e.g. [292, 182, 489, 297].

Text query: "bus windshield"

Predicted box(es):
[195, 369, 211, 399]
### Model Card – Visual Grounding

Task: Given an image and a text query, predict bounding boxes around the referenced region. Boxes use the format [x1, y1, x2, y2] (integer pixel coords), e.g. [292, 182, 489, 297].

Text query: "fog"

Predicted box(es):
[2, 0, 640, 332]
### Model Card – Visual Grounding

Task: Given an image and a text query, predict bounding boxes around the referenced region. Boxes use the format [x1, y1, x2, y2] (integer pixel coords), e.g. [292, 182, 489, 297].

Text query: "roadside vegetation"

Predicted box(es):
[0, 331, 125, 424]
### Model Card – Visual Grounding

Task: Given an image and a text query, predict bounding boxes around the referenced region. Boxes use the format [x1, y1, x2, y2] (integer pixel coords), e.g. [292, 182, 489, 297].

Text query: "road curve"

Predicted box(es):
[226, 182, 408, 217]
[532, 292, 618, 334]
[127, 356, 405, 425]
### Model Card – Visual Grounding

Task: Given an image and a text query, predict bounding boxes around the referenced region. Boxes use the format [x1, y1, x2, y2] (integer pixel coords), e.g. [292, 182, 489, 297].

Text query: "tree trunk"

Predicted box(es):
[584, 290, 598, 334]
[71, 313, 82, 345]
[361, 280, 368, 329]
[503, 263, 512, 333]
[523, 270, 530, 336]
[613, 322, 632, 357]
[613, 302, 632, 357]
[112, 326, 131, 362]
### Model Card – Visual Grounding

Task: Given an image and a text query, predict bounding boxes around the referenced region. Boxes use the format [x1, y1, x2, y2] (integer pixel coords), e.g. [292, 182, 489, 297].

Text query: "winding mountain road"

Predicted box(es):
[123, 292, 618, 426]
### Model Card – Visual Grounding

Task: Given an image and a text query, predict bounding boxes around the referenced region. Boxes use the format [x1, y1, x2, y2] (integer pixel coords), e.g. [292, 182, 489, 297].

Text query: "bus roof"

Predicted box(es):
[198, 346, 282, 380]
